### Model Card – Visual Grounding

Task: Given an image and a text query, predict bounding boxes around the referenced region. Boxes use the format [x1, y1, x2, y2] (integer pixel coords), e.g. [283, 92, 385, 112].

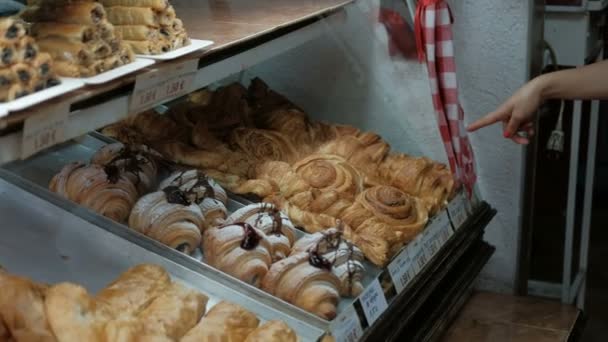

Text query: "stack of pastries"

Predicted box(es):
[0, 264, 298, 342]
[22, 0, 135, 77]
[102, 78, 456, 267]
[100, 0, 190, 54]
[0, 17, 59, 102]
[203, 203, 365, 320]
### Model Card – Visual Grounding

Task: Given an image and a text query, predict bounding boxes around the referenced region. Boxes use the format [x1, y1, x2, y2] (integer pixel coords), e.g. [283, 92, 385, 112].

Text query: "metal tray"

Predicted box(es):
[0, 177, 320, 340]
[1, 134, 382, 335]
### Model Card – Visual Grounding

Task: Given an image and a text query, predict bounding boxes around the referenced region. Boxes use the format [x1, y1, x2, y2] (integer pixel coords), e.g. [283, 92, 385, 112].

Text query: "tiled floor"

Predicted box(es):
[442, 292, 581, 342]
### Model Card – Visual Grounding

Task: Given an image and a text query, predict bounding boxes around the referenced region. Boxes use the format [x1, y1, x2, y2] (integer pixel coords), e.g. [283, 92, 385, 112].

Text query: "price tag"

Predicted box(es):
[130, 59, 198, 113]
[359, 278, 388, 325]
[330, 306, 363, 342]
[437, 211, 454, 245]
[21, 102, 69, 158]
[423, 211, 452, 259]
[448, 191, 470, 230]
[388, 246, 416, 293]
[410, 236, 428, 274]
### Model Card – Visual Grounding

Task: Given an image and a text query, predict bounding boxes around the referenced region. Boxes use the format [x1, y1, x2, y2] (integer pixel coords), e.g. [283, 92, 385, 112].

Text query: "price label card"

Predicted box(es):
[21, 102, 69, 159]
[359, 278, 388, 325]
[436, 210, 454, 245]
[130, 59, 198, 113]
[387, 247, 416, 293]
[331, 306, 363, 342]
[410, 236, 429, 274]
[448, 191, 470, 230]
[423, 211, 452, 259]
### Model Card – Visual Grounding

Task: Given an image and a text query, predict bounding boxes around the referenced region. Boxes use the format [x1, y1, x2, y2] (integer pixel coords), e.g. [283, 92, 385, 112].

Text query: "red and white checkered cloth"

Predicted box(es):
[415, 0, 476, 195]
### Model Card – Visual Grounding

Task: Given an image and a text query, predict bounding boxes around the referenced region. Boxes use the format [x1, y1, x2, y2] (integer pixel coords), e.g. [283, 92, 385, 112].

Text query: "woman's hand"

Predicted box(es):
[467, 76, 547, 145]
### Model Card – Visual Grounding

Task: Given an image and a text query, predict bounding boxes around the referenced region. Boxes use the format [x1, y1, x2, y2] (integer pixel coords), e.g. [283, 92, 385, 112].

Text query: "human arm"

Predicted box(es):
[467, 60, 608, 144]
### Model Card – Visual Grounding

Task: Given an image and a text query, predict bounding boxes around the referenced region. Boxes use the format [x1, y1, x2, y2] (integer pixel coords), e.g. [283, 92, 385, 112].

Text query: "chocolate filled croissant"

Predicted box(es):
[181, 301, 259, 342]
[0, 272, 55, 341]
[262, 252, 341, 320]
[49, 162, 139, 223]
[245, 320, 298, 342]
[129, 190, 205, 254]
[202, 223, 273, 287]
[159, 170, 228, 229]
[291, 228, 365, 297]
[91, 143, 159, 195]
[340, 185, 429, 266]
[226, 203, 297, 262]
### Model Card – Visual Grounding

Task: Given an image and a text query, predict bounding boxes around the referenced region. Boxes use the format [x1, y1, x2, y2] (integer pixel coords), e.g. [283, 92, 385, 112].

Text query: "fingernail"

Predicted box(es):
[503, 131, 511, 138]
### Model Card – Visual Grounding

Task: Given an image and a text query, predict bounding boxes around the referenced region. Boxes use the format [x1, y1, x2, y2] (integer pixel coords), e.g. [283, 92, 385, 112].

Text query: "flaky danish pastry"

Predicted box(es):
[0, 272, 55, 341]
[245, 320, 298, 342]
[229, 127, 299, 165]
[159, 170, 228, 229]
[96, 264, 171, 318]
[129, 190, 205, 254]
[181, 301, 259, 342]
[291, 228, 365, 297]
[262, 252, 341, 320]
[91, 143, 159, 195]
[203, 223, 273, 287]
[340, 185, 428, 266]
[49, 162, 139, 223]
[226, 203, 297, 262]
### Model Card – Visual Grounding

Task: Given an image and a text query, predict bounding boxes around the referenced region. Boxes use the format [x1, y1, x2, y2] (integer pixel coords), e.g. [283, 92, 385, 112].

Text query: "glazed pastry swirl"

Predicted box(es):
[228, 127, 298, 165]
[291, 228, 366, 297]
[128, 191, 205, 254]
[226, 203, 297, 262]
[202, 223, 273, 287]
[262, 252, 341, 320]
[340, 185, 429, 267]
[159, 170, 228, 229]
[49, 162, 139, 223]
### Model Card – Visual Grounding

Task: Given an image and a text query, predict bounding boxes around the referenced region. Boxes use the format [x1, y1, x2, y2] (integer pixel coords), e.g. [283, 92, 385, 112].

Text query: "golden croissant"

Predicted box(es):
[291, 228, 366, 297]
[340, 185, 429, 266]
[49, 162, 139, 223]
[181, 301, 259, 342]
[262, 252, 341, 320]
[226, 203, 297, 262]
[202, 223, 273, 287]
[245, 320, 298, 342]
[91, 143, 159, 195]
[159, 170, 228, 229]
[129, 190, 205, 254]
[228, 127, 299, 165]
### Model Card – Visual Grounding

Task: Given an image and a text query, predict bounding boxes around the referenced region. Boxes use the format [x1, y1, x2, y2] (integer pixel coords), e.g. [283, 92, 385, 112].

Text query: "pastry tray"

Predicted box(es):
[62, 58, 155, 85]
[1, 134, 478, 341]
[0, 78, 85, 115]
[136, 39, 214, 61]
[0, 176, 318, 340]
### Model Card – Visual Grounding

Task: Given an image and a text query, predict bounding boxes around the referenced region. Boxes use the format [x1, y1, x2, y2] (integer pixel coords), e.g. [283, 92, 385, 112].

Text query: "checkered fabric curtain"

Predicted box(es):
[415, 0, 476, 195]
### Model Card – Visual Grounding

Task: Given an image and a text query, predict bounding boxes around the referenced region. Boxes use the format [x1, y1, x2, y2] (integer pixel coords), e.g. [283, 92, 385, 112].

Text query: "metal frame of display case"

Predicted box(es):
[0, 1, 498, 340]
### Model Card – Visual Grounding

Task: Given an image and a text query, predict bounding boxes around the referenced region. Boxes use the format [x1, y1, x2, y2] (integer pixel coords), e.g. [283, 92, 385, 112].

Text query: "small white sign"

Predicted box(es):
[423, 211, 452, 259]
[359, 278, 388, 325]
[448, 191, 470, 230]
[331, 306, 364, 342]
[21, 102, 70, 158]
[130, 59, 198, 113]
[388, 246, 416, 293]
[437, 211, 455, 245]
[411, 236, 429, 274]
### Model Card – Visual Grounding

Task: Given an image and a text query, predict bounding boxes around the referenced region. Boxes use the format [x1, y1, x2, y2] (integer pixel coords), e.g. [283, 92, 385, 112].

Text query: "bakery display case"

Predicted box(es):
[0, 1, 496, 341]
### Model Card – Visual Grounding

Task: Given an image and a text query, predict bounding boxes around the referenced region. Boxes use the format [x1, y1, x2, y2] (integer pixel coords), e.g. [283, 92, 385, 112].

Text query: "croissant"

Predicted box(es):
[136, 282, 207, 340]
[291, 228, 365, 297]
[226, 203, 297, 262]
[181, 301, 259, 342]
[96, 264, 171, 318]
[202, 223, 273, 287]
[45, 283, 110, 342]
[159, 170, 228, 229]
[245, 320, 298, 342]
[268, 195, 340, 234]
[91, 143, 159, 195]
[49, 162, 139, 223]
[378, 154, 455, 213]
[340, 185, 429, 266]
[254, 161, 309, 199]
[254, 109, 316, 154]
[247, 78, 296, 118]
[0, 272, 55, 341]
[262, 252, 341, 320]
[129, 190, 205, 254]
